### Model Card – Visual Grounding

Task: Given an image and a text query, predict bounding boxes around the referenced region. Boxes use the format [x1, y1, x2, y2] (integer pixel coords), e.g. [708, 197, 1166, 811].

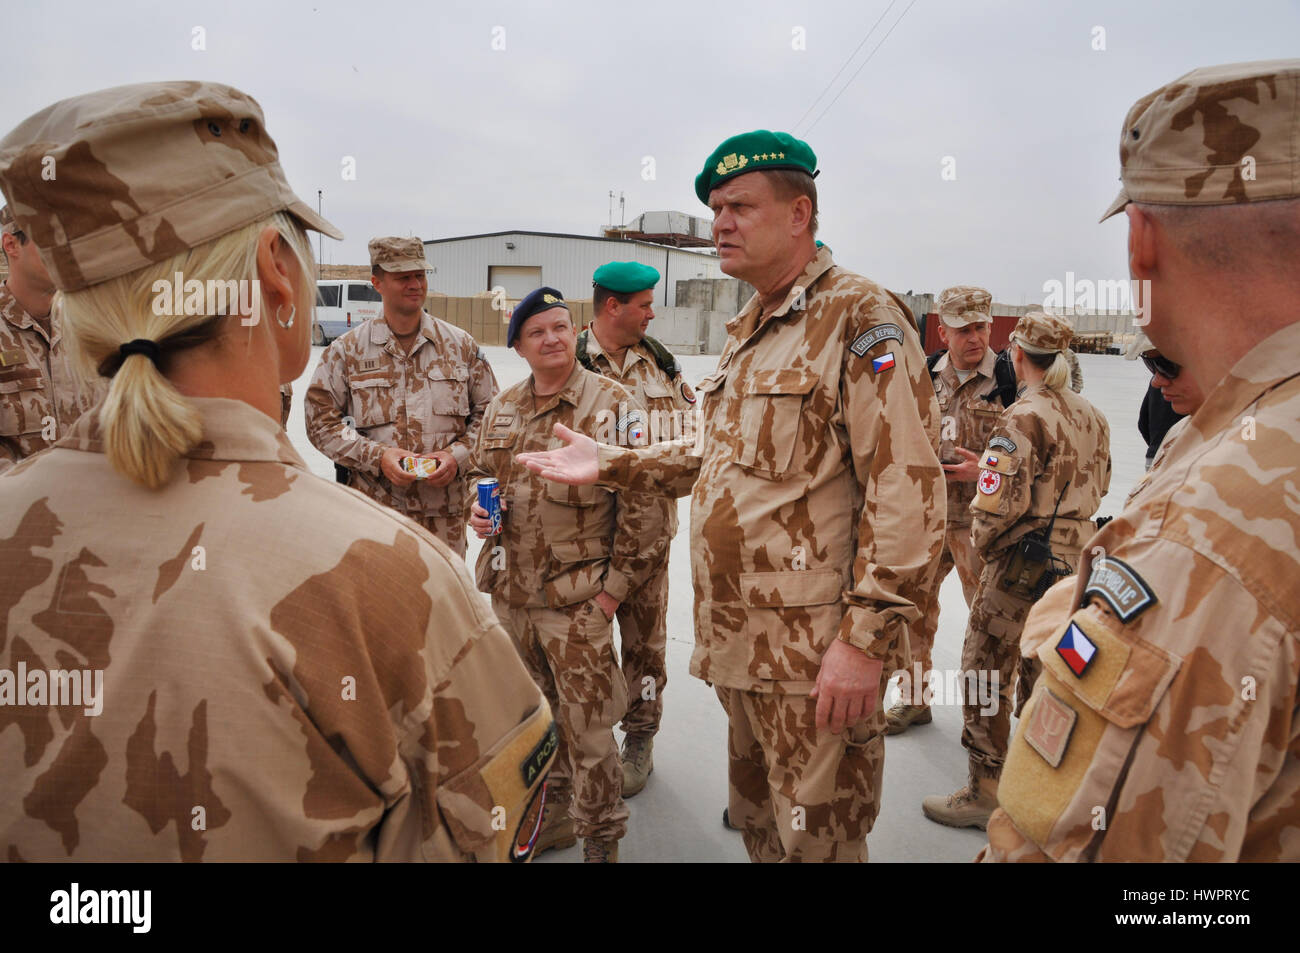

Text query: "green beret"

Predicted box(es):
[694, 130, 818, 204]
[593, 261, 660, 294]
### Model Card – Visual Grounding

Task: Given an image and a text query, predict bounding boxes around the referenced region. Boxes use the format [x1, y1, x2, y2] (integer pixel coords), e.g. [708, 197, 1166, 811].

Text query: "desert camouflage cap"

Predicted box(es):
[1011, 311, 1073, 355]
[0, 204, 15, 235]
[0, 80, 342, 293]
[368, 236, 431, 273]
[937, 285, 993, 328]
[1100, 58, 1300, 222]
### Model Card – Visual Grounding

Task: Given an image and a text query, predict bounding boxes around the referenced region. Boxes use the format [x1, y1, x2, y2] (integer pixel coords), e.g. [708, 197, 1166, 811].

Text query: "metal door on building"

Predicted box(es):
[487, 265, 542, 299]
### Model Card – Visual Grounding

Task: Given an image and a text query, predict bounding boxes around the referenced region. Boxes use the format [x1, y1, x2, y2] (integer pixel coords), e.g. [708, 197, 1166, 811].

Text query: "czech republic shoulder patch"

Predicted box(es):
[974, 448, 1016, 513]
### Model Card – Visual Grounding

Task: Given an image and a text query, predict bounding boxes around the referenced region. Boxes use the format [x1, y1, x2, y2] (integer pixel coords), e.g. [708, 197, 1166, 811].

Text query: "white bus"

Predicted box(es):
[312, 280, 383, 345]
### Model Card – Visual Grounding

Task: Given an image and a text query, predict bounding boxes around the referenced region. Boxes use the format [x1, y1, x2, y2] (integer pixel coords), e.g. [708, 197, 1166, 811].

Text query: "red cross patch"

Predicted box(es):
[977, 470, 1002, 495]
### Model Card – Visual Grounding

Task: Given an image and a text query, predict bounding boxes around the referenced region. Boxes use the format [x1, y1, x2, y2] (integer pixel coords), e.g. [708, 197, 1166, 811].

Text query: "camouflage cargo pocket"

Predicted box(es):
[426, 366, 470, 418]
[0, 369, 44, 437]
[736, 369, 817, 479]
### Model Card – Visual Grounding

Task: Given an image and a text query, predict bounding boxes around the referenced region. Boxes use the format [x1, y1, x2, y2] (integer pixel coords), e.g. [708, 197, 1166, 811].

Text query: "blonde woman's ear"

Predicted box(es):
[255, 225, 298, 330]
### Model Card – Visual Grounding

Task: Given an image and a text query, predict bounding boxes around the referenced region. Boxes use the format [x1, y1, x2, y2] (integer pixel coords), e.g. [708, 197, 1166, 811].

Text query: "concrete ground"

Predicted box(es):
[285, 345, 1151, 863]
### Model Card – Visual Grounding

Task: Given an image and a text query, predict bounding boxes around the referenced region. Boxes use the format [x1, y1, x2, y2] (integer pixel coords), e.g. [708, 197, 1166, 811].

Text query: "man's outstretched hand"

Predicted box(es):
[516, 423, 600, 486]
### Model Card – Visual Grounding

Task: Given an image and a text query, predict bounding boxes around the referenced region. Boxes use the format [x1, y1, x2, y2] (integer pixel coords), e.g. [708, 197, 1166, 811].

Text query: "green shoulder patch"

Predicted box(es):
[520, 720, 559, 788]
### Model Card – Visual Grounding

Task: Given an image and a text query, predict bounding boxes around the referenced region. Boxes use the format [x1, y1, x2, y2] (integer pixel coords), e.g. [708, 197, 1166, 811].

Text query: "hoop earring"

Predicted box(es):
[275, 304, 295, 329]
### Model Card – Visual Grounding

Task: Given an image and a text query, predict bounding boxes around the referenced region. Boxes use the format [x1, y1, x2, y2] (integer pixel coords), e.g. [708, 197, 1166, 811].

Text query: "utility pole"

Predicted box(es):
[317, 190, 323, 279]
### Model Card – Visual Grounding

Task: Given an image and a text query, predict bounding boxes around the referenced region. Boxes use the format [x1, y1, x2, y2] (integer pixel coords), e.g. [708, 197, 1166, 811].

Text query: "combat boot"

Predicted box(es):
[620, 733, 654, 797]
[532, 794, 576, 856]
[885, 700, 932, 735]
[582, 837, 619, 863]
[921, 776, 999, 830]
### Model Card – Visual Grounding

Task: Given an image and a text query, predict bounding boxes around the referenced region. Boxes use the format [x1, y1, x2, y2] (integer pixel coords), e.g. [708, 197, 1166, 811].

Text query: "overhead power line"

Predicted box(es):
[801, 0, 920, 136]
[792, 0, 899, 135]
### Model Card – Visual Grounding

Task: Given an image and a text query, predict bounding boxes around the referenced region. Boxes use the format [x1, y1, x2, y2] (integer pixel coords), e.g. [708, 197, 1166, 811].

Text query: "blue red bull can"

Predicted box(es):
[477, 478, 503, 536]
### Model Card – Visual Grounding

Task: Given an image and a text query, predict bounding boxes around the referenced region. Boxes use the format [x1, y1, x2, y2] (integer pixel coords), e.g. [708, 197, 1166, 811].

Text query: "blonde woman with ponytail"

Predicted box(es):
[0, 81, 553, 862]
[922, 310, 1111, 831]
[63, 211, 315, 488]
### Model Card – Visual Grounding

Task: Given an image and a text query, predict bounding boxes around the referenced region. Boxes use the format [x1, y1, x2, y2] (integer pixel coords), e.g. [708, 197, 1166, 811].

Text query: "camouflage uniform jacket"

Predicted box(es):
[0, 396, 554, 862]
[467, 361, 670, 610]
[0, 284, 101, 472]
[597, 247, 946, 691]
[969, 383, 1111, 558]
[305, 310, 498, 518]
[981, 320, 1300, 861]
[932, 347, 1003, 528]
[1124, 416, 1190, 507]
[584, 328, 694, 536]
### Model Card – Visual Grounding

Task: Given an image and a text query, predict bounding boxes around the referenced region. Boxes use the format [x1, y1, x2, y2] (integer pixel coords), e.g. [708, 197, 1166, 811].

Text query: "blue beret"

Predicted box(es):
[508, 286, 569, 347]
[593, 261, 660, 294]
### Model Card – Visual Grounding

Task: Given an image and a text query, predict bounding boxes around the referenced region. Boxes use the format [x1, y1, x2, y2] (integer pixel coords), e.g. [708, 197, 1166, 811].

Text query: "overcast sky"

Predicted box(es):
[5, 0, 1296, 304]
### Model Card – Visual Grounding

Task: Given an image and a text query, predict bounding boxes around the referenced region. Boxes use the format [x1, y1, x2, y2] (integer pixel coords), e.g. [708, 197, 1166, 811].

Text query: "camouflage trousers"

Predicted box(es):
[616, 553, 668, 738]
[493, 596, 630, 841]
[960, 544, 1079, 783]
[909, 523, 983, 686]
[716, 683, 886, 863]
[409, 512, 467, 559]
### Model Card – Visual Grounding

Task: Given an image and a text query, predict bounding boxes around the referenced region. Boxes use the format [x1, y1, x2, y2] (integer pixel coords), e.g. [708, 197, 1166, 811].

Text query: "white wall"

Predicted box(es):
[423, 232, 724, 306]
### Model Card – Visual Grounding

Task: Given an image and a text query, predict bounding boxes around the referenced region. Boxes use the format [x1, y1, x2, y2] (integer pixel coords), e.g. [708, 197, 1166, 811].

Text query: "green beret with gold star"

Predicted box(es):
[694, 130, 818, 204]
[593, 261, 660, 293]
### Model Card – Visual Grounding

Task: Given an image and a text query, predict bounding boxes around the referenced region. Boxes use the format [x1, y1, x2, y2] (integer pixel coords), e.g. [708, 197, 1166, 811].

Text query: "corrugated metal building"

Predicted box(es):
[421, 230, 725, 306]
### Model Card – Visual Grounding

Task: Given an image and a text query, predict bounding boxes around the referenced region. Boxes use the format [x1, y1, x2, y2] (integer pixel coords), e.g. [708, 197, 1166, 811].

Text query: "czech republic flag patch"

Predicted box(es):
[872, 351, 896, 374]
[1055, 621, 1097, 677]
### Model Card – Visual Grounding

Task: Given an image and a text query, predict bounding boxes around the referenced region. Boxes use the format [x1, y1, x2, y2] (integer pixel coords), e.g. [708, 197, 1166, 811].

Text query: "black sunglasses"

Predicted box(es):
[1141, 353, 1181, 379]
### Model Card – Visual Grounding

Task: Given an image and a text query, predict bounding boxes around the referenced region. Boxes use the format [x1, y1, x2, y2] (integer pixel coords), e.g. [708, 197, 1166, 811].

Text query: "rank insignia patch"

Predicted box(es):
[850, 323, 904, 357]
[511, 782, 547, 863]
[1024, 688, 1078, 768]
[1056, 621, 1097, 677]
[1085, 557, 1157, 622]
